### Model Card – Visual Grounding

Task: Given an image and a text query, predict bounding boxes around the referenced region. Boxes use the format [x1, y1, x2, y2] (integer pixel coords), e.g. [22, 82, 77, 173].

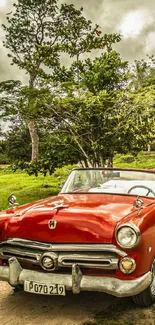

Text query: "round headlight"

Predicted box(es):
[116, 224, 140, 249]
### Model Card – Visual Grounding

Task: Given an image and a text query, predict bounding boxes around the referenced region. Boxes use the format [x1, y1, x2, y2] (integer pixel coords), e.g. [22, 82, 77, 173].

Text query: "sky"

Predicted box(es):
[0, 0, 155, 131]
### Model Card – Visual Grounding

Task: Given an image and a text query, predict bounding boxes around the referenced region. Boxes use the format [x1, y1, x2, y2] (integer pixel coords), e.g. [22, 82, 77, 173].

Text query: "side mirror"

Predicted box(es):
[8, 193, 19, 207]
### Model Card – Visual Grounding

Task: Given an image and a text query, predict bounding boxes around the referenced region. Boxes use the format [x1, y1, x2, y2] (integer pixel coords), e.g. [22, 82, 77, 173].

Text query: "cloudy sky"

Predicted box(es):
[67, 0, 155, 61]
[0, 0, 155, 83]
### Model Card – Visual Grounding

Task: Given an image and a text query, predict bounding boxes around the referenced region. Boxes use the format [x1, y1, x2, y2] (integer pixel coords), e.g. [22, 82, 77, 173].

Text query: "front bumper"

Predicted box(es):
[0, 257, 152, 298]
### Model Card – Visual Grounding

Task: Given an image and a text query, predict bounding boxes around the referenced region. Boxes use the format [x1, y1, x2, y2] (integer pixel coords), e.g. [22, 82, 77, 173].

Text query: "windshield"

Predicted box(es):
[61, 168, 155, 197]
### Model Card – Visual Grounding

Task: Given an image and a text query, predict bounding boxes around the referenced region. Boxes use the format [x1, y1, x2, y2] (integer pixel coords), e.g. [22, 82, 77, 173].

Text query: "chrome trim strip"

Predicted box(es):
[0, 257, 152, 298]
[0, 246, 41, 265]
[0, 248, 41, 258]
[58, 253, 118, 269]
[0, 252, 41, 265]
[0, 238, 127, 257]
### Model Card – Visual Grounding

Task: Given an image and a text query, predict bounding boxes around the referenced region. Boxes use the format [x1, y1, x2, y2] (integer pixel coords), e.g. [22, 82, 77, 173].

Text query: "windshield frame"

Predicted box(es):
[60, 168, 155, 198]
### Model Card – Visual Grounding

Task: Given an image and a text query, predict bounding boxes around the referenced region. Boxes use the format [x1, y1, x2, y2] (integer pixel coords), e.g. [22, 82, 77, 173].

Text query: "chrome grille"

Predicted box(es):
[0, 238, 127, 271]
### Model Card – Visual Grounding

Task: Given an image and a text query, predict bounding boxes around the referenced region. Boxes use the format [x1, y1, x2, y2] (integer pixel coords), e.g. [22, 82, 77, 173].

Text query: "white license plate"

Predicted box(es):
[24, 280, 66, 296]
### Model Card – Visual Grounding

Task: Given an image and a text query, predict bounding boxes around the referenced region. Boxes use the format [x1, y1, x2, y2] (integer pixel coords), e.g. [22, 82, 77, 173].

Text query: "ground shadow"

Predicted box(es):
[83, 297, 153, 325]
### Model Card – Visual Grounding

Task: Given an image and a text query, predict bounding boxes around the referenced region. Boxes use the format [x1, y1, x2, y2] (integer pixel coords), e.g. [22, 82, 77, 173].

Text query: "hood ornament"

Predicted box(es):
[48, 220, 57, 230]
[8, 193, 19, 208]
[52, 201, 69, 211]
[133, 197, 144, 209]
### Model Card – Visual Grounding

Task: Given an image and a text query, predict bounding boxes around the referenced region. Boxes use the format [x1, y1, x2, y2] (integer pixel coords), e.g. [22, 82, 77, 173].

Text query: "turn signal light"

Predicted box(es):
[119, 257, 136, 274]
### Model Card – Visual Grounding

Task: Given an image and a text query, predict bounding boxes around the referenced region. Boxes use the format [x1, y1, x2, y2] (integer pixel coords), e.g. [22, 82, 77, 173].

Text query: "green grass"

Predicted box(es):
[0, 165, 74, 211]
[114, 151, 155, 169]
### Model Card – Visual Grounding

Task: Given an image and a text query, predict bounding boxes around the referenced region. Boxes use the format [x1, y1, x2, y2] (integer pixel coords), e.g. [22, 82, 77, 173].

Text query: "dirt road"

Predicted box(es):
[0, 282, 116, 325]
[1, 282, 155, 325]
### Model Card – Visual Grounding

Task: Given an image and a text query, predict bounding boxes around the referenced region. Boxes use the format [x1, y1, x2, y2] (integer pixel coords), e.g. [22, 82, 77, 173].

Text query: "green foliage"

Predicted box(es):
[0, 80, 22, 118]
[79, 50, 130, 94]
[130, 55, 155, 90]
[48, 84, 154, 167]
[5, 123, 31, 162]
[39, 133, 83, 166]
[9, 131, 80, 176]
[0, 141, 10, 164]
[12, 159, 58, 177]
[0, 153, 10, 164]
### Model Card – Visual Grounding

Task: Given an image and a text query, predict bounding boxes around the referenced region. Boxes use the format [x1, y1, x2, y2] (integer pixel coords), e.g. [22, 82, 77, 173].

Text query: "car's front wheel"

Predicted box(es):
[132, 260, 155, 307]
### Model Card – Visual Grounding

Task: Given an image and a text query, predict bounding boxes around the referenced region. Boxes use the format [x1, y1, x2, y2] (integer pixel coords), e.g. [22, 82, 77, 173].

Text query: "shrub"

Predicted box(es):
[0, 153, 10, 164]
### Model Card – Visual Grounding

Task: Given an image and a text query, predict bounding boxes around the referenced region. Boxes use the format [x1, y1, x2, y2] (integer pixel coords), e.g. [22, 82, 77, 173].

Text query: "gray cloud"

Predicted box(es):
[0, 0, 27, 83]
[65, 0, 155, 60]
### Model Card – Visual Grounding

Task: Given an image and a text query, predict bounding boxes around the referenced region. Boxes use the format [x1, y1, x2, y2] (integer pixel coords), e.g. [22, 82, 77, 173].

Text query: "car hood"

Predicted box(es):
[4, 193, 153, 243]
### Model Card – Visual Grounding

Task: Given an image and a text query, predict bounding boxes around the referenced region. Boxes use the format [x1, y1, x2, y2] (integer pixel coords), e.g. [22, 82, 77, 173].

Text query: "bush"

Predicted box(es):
[0, 152, 10, 164]
[114, 153, 135, 164]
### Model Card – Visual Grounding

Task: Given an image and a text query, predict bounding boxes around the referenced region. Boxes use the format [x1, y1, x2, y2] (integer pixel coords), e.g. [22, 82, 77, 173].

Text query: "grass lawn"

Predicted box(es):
[0, 165, 74, 211]
[114, 151, 155, 168]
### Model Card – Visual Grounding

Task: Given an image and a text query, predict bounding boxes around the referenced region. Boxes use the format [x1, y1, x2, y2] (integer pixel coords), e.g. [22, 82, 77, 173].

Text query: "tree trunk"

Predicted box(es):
[27, 120, 39, 161]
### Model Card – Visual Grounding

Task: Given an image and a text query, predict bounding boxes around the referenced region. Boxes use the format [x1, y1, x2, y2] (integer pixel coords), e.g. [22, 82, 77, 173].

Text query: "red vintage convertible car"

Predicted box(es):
[0, 167, 155, 306]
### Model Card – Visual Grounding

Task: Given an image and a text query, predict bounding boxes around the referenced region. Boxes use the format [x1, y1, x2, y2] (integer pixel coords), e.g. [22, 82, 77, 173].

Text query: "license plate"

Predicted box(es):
[24, 280, 66, 296]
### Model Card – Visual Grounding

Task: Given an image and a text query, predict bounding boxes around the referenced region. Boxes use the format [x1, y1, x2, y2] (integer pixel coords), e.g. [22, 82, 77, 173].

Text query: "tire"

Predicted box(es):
[13, 284, 23, 292]
[132, 260, 155, 307]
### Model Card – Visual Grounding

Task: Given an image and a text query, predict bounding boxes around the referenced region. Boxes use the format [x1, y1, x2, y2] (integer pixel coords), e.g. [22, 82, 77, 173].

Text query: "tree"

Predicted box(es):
[2, 0, 120, 162]
[41, 88, 123, 167]
[129, 56, 155, 151]
[40, 49, 130, 167]
[41, 57, 154, 168]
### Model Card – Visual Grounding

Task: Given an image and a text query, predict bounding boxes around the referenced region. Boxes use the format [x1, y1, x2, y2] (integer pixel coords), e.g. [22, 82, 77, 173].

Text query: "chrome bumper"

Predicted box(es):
[0, 257, 152, 298]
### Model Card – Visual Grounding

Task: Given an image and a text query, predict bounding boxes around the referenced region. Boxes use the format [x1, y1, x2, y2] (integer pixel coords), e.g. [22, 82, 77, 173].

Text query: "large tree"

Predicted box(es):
[2, 0, 120, 162]
[40, 49, 130, 167]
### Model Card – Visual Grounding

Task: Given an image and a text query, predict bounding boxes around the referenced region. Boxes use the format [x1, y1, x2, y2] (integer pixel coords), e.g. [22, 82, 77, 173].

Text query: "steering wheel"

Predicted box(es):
[127, 185, 155, 197]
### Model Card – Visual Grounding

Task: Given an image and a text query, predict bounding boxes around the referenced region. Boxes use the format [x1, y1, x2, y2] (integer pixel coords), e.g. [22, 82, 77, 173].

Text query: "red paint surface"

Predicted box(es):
[1, 193, 155, 279]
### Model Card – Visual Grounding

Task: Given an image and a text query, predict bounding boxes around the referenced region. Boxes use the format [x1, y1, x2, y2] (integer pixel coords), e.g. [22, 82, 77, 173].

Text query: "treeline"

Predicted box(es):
[0, 0, 155, 175]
